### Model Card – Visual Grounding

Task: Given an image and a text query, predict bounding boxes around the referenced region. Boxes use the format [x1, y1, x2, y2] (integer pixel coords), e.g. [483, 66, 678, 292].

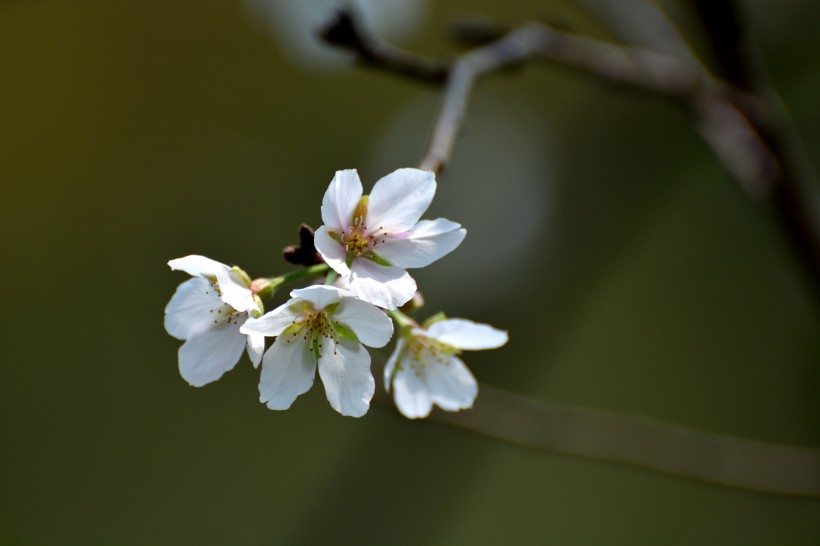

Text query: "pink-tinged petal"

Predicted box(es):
[314, 225, 351, 276]
[246, 332, 265, 368]
[214, 268, 257, 313]
[290, 285, 347, 310]
[317, 338, 374, 417]
[383, 338, 406, 391]
[334, 297, 394, 348]
[164, 277, 224, 340]
[426, 319, 508, 350]
[374, 218, 466, 269]
[241, 301, 303, 337]
[391, 365, 434, 419]
[168, 255, 229, 279]
[258, 337, 316, 410]
[321, 169, 363, 230]
[366, 168, 436, 233]
[347, 259, 417, 310]
[425, 355, 478, 411]
[178, 322, 246, 387]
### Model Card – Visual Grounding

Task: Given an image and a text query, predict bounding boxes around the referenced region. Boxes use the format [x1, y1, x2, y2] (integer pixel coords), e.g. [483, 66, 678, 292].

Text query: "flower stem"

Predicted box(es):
[388, 309, 418, 330]
[253, 263, 329, 300]
[324, 269, 338, 285]
[280, 263, 329, 284]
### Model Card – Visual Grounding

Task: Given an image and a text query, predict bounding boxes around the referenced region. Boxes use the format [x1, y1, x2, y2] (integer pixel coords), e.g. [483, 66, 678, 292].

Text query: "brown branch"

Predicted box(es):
[687, 0, 820, 297]
[321, 6, 820, 290]
[319, 7, 820, 496]
[375, 383, 820, 497]
[320, 9, 448, 84]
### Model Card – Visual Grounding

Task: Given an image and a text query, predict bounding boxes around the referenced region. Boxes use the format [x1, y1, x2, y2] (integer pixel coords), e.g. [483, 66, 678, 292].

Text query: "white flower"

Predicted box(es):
[314, 168, 466, 309]
[164, 255, 265, 387]
[385, 318, 508, 419]
[241, 285, 393, 417]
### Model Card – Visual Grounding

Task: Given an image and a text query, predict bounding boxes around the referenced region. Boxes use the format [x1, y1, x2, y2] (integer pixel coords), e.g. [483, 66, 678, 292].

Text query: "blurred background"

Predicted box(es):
[2, 0, 819, 544]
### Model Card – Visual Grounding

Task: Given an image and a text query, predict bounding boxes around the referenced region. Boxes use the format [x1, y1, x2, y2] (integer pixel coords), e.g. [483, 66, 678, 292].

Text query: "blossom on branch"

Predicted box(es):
[164, 255, 265, 387]
[241, 285, 393, 417]
[314, 168, 466, 309]
[385, 317, 508, 419]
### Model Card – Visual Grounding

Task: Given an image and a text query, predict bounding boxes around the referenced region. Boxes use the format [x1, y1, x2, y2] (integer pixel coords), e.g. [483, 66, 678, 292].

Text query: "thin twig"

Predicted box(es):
[320, 9, 448, 84]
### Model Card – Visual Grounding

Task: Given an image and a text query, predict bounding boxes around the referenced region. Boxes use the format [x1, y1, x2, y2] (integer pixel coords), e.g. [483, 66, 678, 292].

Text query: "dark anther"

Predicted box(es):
[283, 223, 324, 266]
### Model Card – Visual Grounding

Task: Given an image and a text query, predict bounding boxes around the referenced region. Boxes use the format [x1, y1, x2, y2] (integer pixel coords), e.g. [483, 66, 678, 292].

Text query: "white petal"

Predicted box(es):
[258, 337, 316, 410]
[168, 255, 229, 279]
[314, 225, 351, 276]
[164, 277, 224, 340]
[290, 284, 347, 310]
[426, 318, 509, 350]
[321, 169, 363, 230]
[241, 300, 303, 337]
[374, 218, 466, 269]
[214, 268, 257, 313]
[383, 338, 406, 391]
[178, 323, 246, 387]
[317, 338, 374, 417]
[347, 259, 417, 309]
[391, 365, 434, 419]
[425, 355, 478, 411]
[366, 168, 436, 233]
[246, 332, 265, 368]
[334, 297, 394, 348]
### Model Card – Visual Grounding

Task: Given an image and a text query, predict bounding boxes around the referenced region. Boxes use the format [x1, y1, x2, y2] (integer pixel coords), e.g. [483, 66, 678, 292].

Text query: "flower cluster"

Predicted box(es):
[164, 168, 507, 418]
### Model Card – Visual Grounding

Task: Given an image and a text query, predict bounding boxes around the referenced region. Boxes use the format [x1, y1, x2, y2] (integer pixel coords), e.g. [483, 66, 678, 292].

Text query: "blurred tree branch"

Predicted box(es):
[375, 382, 820, 497]
[321, 4, 820, 296]
[322, 4, 820, 497]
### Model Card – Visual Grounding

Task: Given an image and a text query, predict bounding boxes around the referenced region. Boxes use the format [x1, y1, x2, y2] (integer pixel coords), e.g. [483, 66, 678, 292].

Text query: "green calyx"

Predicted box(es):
[251, 277, 284, 301]
[422, 312, 447, 328]
[230, 265, 253, 287]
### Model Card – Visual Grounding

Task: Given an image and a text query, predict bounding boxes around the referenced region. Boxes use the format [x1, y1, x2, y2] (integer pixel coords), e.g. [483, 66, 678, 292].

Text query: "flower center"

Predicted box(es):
[205, 281, 243, 325]
[402, 335, 459, 375]
[208, 303, 243, 325]
[340, 222, 389, 260]
[284, 305, 341, 358]
[333, 195, 390, 262]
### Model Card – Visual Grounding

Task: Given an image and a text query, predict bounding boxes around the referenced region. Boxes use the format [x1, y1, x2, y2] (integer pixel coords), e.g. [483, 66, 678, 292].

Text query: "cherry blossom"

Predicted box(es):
[241, 285, 393, 417]
[313, 168, 466, 309]
[164, 255, 265, 387]
[385, 317, 508, 419]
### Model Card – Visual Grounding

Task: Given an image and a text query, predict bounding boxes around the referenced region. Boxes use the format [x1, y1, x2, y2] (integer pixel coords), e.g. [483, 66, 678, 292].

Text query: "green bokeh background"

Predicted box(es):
[2, 0, 819, 544]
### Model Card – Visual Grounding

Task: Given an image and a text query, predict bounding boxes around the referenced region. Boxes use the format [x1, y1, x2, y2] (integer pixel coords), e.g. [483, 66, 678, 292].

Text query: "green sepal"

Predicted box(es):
[230, 265, 253, 287]
[250, 295, 265, 318]
[252, 277, 284, 301]
[422, 312, 447, 328]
